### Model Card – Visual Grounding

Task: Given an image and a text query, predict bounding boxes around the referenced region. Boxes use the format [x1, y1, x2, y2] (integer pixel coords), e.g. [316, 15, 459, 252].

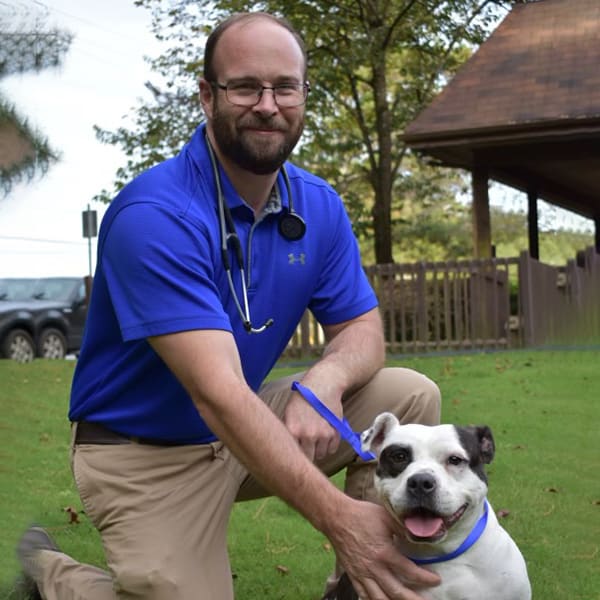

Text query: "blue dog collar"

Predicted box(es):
[291, 381, 376, 461]
[408, 499, 490, 565]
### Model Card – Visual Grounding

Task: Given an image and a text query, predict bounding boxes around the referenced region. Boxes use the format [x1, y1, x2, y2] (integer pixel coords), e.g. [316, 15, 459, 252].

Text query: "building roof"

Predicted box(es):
[403, 0, 600, 221]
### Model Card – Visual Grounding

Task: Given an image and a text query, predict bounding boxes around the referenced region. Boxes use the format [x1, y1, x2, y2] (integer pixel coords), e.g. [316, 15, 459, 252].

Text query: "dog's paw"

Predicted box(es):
[321, 573, 359, 600]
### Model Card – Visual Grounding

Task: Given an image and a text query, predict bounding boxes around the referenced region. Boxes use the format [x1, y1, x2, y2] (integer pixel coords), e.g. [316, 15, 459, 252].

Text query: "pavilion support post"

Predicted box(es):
[527, 189, 540, 260]
[472, 167, 492, 258]
[595, 215, 600, 254]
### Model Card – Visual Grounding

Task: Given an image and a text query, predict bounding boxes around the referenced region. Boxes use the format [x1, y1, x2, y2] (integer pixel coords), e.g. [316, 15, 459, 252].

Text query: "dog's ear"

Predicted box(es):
[472, 425, 496, 465]
[361, 412, 399, 456]
[455, 425, 496, 483]
[476, 425, 495, 464]
[457, 425, 496, 465]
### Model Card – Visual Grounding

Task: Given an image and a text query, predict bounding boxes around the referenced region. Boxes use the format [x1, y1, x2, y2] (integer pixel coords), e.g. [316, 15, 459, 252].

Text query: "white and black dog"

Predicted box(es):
[326, 413, 531, 600]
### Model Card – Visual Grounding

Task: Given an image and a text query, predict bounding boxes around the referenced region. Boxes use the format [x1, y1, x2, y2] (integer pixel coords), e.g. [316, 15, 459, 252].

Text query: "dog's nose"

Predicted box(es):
[407, 473, 437, 497]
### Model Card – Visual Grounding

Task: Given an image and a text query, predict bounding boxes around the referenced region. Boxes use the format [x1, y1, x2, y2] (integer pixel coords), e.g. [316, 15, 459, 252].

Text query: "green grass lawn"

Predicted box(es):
[0, 350, 599, 599]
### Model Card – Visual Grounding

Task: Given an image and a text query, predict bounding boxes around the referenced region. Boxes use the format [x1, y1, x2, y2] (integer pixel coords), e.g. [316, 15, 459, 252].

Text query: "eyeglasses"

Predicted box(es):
[212, 81, 310, 108]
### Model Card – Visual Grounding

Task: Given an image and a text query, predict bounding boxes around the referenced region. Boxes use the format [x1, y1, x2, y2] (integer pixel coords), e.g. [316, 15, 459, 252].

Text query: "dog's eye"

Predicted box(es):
[390, 449, 409, 463]
[448, 455, 465, 466]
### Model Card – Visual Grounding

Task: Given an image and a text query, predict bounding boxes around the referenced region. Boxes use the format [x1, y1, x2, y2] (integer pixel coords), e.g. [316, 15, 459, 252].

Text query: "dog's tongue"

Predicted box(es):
[404, 514, 444, 538]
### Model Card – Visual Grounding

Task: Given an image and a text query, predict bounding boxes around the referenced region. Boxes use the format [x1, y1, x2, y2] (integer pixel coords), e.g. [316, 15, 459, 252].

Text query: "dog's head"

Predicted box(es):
[361, 413, 494, 546]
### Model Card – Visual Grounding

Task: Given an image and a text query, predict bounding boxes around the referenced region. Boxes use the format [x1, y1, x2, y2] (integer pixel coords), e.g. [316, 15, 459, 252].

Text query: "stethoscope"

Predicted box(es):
[205, 132, 306, 333]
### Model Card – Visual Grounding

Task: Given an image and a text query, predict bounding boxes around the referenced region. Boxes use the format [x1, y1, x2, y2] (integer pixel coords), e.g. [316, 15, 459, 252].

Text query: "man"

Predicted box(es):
[17, 12, 441, 600]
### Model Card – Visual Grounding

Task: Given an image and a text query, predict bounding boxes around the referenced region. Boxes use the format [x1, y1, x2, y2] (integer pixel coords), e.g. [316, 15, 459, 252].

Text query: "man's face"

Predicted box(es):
[203, 19, 306, 175]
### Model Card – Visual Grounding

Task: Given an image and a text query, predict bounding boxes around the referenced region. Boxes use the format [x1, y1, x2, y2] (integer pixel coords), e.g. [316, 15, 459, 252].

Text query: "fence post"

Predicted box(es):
[518, 251, 535, 346]
[416, 262, 428, 349]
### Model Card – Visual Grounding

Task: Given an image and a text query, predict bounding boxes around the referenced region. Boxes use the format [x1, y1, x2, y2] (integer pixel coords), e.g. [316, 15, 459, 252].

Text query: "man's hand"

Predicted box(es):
[283, 389, 341, 461]
[283, 308, 384, 462]
[328, 499, 441, 600]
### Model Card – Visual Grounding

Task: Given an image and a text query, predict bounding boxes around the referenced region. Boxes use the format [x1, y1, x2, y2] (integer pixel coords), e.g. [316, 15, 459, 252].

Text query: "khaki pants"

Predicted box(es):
[35, 368, 440, 600]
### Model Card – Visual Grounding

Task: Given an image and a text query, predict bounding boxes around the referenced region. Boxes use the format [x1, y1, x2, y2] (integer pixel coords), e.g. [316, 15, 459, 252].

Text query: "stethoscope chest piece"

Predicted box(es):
[278, 211, 306, 241]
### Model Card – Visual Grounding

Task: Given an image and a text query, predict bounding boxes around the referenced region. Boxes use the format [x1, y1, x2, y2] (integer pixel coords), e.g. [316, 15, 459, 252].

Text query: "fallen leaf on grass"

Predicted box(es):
[275, 565, 290, 575]
[545, 487, 559, 493]
[63, 506, 81, 524]
[322, 542, 332, 552]
[497, 509, 511, 519]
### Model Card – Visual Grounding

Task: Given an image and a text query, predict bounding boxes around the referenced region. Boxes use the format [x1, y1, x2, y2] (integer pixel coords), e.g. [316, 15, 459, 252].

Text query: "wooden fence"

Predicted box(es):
[519, 246, 600, 347]
[283, 247, 600, 357]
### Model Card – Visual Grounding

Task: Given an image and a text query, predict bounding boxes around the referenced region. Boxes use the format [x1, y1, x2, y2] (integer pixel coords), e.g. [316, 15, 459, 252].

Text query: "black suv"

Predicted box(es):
[0, 277, 89, 362]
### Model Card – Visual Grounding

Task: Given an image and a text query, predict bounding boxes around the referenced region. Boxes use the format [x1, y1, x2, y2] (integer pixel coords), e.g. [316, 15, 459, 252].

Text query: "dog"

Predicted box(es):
[325, 413, 532, 600]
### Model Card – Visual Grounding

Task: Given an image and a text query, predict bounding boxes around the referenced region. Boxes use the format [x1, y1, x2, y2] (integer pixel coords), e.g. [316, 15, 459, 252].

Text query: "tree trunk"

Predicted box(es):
[372, 53, 394, 264]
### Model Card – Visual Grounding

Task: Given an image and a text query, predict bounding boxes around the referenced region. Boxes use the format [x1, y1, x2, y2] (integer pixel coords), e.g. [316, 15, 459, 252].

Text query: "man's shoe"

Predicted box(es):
[16, 526, 60, 599]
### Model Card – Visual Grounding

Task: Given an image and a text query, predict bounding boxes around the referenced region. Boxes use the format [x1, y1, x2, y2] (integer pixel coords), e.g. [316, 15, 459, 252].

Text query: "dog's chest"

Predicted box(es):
[416, 525, 531, 600]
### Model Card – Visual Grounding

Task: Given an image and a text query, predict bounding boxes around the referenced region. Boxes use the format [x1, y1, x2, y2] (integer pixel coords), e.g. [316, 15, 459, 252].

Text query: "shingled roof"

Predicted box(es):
[404, 0, 600, 223]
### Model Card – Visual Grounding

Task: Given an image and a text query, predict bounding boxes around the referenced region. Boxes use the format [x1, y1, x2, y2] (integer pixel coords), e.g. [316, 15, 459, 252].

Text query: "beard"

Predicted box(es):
[211, 108, 304, 175]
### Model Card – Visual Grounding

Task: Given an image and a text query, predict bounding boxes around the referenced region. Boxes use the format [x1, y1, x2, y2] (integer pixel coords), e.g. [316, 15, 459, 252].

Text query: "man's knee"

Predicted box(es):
[114, 563, 179, 599]
[113, 559, 232, 600]
[366, 367, 441, 426]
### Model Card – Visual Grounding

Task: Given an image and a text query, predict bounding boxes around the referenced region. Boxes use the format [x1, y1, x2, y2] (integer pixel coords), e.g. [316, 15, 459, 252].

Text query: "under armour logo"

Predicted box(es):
[288, 253, 306, 265]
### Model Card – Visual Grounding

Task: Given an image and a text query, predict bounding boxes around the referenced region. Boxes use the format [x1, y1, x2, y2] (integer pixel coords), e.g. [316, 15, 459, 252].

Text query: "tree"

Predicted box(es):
[97, 0, 525, 263]
[0, 3, 72, 194]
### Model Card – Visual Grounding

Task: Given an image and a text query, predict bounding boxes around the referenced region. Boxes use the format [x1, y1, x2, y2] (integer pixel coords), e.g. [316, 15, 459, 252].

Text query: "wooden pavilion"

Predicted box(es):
[403, 0, 600, 258]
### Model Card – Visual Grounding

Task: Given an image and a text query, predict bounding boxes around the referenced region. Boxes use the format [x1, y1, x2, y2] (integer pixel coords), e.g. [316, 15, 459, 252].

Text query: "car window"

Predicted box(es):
[0, 278, 39, 301]
[31, 278, 81, 301]
[0, 277, 83, 302]
[76, 282, 87, 303]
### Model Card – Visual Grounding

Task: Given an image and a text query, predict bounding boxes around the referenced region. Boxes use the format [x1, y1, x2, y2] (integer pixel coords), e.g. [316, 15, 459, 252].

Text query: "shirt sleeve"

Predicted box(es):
[100, 201, 232, 342]
[308, 198, 378, 325]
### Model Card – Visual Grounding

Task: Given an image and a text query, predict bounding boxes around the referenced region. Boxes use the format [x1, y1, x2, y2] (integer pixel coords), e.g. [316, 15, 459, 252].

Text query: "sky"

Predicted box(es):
[0, 1, 594, 278]
[0, 0, 162, 277]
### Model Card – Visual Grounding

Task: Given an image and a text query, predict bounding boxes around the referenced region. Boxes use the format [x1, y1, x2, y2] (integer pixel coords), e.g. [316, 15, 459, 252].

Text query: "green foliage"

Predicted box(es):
[0, 5, 72, 194]
[98, 0, 516, 262]
[0, 103, 57, 195]
[1, 351, 599, 599]
[491, 208, 594, 265]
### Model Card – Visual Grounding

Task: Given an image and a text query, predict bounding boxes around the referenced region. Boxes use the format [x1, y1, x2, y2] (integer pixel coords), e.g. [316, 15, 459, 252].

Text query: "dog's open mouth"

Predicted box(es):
[403, 503, 468, 542]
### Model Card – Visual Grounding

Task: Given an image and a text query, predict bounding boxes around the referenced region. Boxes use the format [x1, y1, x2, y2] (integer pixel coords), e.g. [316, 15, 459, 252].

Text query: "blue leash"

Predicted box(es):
[291, 381, 375, 461]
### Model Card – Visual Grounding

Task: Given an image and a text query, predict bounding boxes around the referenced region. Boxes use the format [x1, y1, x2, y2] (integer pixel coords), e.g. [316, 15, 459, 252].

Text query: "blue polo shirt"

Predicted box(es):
[69, 124, 378, 444]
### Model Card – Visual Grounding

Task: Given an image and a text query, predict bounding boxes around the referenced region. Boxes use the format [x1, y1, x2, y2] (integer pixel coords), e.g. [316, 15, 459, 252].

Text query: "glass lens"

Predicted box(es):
[226, 83, 259, 105]
[273, 84, 305, 107]
[226, 83, 306, 107]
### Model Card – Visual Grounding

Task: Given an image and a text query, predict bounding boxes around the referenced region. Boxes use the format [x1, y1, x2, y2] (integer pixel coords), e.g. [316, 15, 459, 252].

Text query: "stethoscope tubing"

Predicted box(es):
[205, 132, 279, 333]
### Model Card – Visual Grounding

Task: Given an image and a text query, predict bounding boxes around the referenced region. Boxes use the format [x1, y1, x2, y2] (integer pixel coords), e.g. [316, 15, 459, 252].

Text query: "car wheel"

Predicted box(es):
[2, 329, 36, 362]
[38, 328, 67, 359]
